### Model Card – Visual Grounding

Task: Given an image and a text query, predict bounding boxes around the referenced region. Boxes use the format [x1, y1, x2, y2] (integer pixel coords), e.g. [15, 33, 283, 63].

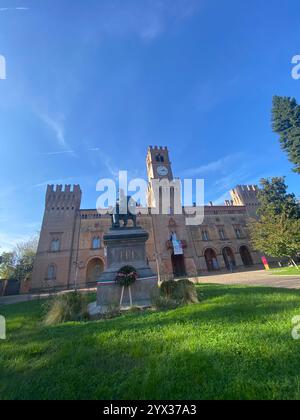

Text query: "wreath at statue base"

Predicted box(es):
[115, 266, 138, 307]
[95, 272, 158, 313]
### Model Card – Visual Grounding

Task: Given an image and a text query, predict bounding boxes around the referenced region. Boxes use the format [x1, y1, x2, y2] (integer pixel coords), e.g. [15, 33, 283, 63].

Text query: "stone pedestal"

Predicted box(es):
[94, 227, 157, 313]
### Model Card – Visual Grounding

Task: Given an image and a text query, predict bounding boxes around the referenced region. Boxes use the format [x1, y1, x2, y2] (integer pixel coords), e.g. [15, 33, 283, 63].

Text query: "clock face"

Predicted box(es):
[157, 166, 169, 177]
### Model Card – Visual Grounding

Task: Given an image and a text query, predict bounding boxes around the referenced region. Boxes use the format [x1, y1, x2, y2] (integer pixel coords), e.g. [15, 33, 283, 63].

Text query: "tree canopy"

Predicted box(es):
[0, 237, 38, 281]
[249, 177, 300, 261]
[272, 96, 300, 174]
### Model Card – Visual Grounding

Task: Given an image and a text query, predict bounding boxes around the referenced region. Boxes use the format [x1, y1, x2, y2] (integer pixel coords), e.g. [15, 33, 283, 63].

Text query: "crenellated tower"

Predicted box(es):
[146, 146, 181, 212]
[230, 185, 260, 218]
[31, 185, 82, 291]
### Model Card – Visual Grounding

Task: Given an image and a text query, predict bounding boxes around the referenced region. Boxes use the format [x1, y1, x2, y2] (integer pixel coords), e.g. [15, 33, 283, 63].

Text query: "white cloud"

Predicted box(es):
[0, 7, 29, 12]
[38, 114, 77, 157]
[41, 150, 75, 156]
[84, 0, 201, 42]
[0, 232, 32, 252]
[39, 114, 67, 148]
[31, 176, 77, 189]
[183, 153, 242, 177]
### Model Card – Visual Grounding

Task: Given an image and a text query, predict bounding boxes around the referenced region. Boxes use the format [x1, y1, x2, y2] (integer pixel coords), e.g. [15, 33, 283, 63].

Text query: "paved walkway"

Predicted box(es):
[195, 269, 300, 289]
[0, 287, 96, 306]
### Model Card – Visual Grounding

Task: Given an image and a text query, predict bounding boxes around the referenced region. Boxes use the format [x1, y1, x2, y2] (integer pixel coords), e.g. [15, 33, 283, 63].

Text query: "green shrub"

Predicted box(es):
[173, 279, 199, 305]
[160, 280, 178, 298]
[44, 292, 88, 325]
[151, 293, 179, 311]
[160, 279, 199, 306]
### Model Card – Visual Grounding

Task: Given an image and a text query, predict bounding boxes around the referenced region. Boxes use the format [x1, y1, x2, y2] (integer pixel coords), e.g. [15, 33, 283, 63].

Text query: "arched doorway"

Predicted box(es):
[240, 246, 254, 266]
[86, 258, 104, 285]
[171, 253, 186, 278]
[204, 248, 219, 272]
[222, 247, 236, 271]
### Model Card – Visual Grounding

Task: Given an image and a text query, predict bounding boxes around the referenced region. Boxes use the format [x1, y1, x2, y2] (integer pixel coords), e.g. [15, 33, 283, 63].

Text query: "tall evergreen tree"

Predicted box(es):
[272, 96, 300, 174]
[257, 177, 300, 219]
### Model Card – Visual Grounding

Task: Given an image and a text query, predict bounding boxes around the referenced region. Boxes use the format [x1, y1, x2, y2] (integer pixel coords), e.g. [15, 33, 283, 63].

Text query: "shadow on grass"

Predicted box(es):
[1, 285, 300, 399]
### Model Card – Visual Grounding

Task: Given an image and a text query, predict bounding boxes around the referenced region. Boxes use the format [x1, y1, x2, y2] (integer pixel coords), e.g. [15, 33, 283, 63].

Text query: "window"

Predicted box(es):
[218, 228, 226, 240]
[47, 264, 56, 280]
[50, 238, 60, 252]
[235, 228, 242, 239]
[155, 154, 165, 163]
[201, 230, 210, 241]
[92, 237, 101, 249]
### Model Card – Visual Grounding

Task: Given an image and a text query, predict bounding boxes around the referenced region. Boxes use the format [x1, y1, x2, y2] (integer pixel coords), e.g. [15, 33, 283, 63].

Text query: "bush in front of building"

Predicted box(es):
[152, 279, 199, 310]
[44, 292, 89, 325]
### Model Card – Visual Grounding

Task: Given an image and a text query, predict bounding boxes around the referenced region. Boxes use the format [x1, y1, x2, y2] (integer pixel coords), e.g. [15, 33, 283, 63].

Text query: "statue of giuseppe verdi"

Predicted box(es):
[111, 189, 137, 229]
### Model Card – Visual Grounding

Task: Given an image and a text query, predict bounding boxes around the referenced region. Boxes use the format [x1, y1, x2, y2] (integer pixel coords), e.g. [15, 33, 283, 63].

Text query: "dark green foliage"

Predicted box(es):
[0, 237, 37, 281]
[257, 177, 300, 219]
[151, 294, 179, 311]
[272, 96, 300, 173]
[249, 177, 300, 259]
[44, 292, 88, 325]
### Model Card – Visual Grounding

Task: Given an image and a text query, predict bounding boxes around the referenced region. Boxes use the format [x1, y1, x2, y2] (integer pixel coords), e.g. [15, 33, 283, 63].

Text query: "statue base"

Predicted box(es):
[91, 227, 158, 314]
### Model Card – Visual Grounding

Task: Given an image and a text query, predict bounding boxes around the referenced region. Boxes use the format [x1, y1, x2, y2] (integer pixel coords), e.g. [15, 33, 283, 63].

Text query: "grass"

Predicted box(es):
[270, 266, 300, 276]
[1, 284, 300, 400]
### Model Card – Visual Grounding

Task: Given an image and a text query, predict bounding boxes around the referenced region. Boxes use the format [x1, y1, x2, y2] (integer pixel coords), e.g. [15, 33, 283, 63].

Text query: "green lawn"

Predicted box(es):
[1, 284, 300, 400]
[271, 266, 300, 276]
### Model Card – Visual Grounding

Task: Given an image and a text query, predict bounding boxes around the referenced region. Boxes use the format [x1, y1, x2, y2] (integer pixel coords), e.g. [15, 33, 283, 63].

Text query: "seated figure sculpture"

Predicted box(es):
[111, 192, 137, 229]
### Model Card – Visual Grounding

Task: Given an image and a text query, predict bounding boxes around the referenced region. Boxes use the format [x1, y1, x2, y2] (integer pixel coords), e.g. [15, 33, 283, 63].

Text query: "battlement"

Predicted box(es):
[45, 184, 82, 211]
[148, 146, 168, 151]
[234, 185, 259, 193]
[147, 146, 171, 165]
[230, 185, 260, 203]
[230, 184, 260, 217]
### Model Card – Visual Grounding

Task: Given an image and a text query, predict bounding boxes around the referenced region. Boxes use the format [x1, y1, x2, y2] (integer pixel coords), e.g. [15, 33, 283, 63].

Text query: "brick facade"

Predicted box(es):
[31, 147, 261, 292]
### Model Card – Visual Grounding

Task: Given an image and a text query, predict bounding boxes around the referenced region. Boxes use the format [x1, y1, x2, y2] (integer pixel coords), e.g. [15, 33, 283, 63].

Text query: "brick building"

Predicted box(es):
[31, 147, 261, 291]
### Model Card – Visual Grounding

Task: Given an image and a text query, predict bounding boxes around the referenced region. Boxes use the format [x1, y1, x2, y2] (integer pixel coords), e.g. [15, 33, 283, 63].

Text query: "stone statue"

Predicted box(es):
[111, 192, 137, 229]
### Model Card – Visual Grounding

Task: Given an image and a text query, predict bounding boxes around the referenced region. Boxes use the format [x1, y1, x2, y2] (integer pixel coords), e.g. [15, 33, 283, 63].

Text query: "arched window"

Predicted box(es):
[47, 264, 56, 280]
[92, 237, 101, 250]
[50, 238, 60, 252]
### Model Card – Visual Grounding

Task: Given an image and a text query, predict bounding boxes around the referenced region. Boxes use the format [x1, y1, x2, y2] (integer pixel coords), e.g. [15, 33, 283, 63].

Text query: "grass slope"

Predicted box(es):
[271, 267, 300, 276]
[1, 284, 300, 400]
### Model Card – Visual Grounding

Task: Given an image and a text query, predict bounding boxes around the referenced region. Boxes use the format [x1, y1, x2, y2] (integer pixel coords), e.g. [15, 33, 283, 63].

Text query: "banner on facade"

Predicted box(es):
[172, 239, 183, 255]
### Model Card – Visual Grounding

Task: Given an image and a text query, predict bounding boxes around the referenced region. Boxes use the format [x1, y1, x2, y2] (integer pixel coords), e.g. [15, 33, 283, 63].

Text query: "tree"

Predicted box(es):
[249, 214, 300, 262]
[249, 177, 300, 265]
[272, 96, 300, 174]
[257, 177, 300, 219]
[0, 237, 38, 281]
[0, 252, 16, 279]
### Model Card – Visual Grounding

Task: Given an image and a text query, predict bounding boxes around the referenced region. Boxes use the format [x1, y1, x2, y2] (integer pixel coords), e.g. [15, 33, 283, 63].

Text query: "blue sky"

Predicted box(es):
[0, 0, 300, 251]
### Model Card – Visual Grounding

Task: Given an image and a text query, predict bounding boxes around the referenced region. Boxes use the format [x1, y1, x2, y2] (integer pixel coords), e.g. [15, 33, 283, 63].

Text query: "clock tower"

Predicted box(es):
[146, 146, 173, 182]
[146, 146, 176, 209]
